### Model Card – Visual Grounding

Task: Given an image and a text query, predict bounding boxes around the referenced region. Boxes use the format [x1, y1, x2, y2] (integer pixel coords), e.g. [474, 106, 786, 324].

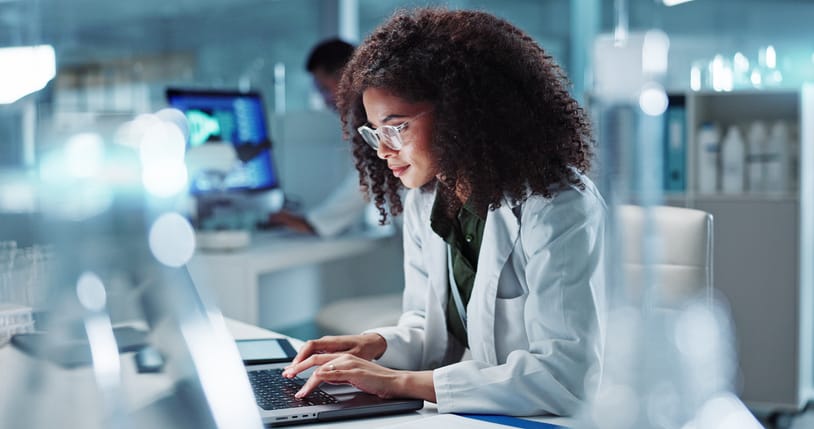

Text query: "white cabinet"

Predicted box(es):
[667, 89, 813, 412]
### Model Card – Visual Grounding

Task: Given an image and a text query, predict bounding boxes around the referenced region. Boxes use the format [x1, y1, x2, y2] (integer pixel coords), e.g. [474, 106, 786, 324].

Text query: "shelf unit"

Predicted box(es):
[684, 89, 800, 197]
[667, 88, 811, 412]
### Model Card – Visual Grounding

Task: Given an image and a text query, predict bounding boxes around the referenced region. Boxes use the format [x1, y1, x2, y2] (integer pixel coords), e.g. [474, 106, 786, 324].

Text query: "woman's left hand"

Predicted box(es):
[294, 354, 436, 402]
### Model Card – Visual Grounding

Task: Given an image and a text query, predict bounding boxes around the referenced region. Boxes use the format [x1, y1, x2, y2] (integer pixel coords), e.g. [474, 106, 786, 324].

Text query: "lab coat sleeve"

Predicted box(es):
[433, 188, 605, 416]
[365, 189, 444, 370]
[305, 171, 369, 237]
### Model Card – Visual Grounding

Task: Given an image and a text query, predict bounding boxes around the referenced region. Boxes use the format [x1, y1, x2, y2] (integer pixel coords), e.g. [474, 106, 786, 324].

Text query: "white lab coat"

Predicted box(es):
[305, 171, 369, 237]
[368, 175, 606, 416]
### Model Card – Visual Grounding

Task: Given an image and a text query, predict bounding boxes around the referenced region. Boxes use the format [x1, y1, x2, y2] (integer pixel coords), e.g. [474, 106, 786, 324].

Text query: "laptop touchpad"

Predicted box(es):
[320, 383, 363, 395]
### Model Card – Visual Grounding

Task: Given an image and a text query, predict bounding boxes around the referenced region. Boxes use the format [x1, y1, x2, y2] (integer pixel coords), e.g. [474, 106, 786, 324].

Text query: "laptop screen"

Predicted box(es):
[166, 88, 279, 194]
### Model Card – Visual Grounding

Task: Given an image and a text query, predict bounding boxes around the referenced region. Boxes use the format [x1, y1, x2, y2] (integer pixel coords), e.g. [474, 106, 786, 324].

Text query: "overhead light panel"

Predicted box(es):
[0, 44, 56, 104]
[663, 0, 695, 6]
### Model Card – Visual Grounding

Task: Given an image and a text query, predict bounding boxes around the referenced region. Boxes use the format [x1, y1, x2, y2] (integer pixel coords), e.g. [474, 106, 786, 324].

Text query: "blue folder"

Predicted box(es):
[664, 104, 687, 192]
[457, 413, 568, 428]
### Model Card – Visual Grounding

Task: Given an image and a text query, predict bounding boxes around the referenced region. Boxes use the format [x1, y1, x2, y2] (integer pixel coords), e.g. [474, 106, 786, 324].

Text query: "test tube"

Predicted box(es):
[0, 241, 17, 304]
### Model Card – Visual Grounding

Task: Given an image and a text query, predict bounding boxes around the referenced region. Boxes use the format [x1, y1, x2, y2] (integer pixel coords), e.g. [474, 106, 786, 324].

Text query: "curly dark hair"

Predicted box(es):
[337, 8, 594, 223]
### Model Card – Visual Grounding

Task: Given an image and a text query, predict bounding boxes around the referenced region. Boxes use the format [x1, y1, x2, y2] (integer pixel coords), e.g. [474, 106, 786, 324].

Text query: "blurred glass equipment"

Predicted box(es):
[0, 111, 263, 429]
[0, 242, 53, 346]
[584, 29, 763, 429]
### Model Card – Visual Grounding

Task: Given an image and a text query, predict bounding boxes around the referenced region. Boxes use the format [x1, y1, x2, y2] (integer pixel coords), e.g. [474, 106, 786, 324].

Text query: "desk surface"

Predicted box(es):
[188, 227, 398, 325]
[192, 227, 395, 272]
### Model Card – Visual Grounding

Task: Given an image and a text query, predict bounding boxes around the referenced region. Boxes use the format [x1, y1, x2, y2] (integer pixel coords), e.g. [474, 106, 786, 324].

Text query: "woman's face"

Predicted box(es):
[361, 87, 438, 189]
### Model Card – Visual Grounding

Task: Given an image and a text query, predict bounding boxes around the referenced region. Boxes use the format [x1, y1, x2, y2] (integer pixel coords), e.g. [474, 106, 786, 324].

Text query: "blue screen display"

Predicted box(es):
[166, 89, 279, 194]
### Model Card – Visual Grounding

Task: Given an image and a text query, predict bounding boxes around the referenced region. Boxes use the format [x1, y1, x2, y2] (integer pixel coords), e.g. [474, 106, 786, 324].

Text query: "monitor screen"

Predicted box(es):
[166, 88, 279, 194]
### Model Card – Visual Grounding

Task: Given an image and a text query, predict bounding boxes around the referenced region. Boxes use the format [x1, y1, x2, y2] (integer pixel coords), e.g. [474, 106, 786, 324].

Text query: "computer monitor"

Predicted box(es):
[165, 88, 279, 195]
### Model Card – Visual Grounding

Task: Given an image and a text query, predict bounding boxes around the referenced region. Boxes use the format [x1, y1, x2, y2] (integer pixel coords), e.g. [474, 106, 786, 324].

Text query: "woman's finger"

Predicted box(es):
[290, 336, 357, 365]
[290, 338, 330, 365]
[283, 353, 338, 378]
[289, 340, 318, 366]
[295, 364, 351, 398]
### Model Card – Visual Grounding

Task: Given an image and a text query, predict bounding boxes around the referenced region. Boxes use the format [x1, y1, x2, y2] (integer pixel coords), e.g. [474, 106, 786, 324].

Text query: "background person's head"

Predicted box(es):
[337, 8, 594, 223]
[305, 38, 355, 110]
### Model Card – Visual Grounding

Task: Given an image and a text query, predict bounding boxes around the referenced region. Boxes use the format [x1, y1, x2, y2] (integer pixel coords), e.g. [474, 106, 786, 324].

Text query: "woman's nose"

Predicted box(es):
[376, 142, 397, 159]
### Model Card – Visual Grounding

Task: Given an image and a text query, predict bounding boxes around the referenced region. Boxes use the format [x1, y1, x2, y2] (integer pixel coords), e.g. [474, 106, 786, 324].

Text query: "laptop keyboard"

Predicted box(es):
[248, 368, 339, 410]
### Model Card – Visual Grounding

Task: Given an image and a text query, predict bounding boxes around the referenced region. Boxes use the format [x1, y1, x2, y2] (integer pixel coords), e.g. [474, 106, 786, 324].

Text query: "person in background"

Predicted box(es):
[268, 38, 370, 237]
[282, 8, 607, 417]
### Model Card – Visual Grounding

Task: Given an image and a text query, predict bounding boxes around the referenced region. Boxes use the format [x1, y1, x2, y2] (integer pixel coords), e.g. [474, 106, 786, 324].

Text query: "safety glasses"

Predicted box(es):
[356, 111, 429, 151]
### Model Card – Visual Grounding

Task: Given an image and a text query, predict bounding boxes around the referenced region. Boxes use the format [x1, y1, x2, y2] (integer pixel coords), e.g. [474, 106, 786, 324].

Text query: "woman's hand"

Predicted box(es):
[283, 333, 387, 378]
[290, 354, 437, 402]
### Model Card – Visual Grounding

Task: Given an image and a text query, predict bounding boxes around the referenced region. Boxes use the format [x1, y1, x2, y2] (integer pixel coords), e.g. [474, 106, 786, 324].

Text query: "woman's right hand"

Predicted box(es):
[281, 333, 387, 378]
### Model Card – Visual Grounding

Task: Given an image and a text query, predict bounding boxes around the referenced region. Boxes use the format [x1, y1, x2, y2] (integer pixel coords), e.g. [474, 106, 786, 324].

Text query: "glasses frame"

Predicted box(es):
[356, 111, 429, 151]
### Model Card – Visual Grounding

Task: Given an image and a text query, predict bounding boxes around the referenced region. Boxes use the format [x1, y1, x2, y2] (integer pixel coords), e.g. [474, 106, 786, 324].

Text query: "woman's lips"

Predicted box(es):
[390, 165, 409, 177]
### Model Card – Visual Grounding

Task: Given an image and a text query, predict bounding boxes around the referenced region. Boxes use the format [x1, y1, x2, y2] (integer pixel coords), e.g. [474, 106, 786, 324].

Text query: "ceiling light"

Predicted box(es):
[0, 45, 56, 104]
[663, 0, 695, 6]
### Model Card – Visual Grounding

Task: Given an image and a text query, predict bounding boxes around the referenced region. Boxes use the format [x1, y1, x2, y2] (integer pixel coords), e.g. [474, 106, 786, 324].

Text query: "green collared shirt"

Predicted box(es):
[429, 195, 486, 349]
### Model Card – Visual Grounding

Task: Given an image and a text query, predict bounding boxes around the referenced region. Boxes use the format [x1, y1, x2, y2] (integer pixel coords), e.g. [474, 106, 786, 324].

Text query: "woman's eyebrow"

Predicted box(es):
[383, 113, 411, 123]
[367, 113, 409, 127]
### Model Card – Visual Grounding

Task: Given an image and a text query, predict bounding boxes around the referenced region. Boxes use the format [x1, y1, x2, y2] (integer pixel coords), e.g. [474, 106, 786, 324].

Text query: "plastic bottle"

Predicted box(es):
[746, 121, 768, 193]
[721, 125, 745, 194]
[697, 122, 721, 194]
[765, 121, 790, 193]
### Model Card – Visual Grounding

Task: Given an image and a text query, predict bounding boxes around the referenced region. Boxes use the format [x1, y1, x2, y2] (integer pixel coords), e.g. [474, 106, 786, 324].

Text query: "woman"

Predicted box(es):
[282, 8, 606, 417]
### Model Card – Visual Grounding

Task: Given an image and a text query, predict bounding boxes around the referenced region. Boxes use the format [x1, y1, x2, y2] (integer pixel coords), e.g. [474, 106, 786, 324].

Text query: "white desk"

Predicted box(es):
[188, 228, 396, 326]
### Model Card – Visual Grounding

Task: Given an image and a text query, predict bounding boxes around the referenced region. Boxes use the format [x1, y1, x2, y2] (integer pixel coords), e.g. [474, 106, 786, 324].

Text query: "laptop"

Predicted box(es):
[238, 338, 424, 426]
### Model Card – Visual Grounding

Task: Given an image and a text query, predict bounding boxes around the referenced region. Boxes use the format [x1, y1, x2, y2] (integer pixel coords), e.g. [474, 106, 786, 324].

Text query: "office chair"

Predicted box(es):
[615, 204, 714, 305]
[316, 204, 714, 335]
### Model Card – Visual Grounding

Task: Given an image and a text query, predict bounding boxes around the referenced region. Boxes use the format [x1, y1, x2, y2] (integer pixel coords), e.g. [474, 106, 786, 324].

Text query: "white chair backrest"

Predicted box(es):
[616, 204, 713, 305]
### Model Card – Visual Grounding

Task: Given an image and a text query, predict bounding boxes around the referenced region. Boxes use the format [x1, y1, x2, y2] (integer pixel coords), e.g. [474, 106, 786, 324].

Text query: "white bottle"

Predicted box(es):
[746, 121, 768, 193]
[765, 121, 790, 193]
[697, 122, 721, 194]
[721, 125, 745, 194]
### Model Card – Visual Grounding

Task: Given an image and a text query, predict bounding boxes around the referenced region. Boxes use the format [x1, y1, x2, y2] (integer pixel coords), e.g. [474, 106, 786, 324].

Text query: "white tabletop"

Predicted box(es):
[188, 227, 398, 325]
